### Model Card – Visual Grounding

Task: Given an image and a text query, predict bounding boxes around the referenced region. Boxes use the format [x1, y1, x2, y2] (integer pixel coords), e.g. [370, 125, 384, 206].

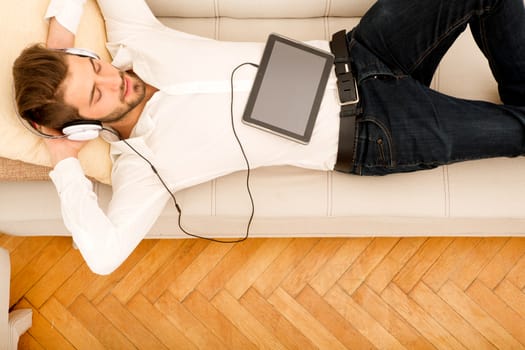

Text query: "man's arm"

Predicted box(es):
[40, 0, 173, 275]
[45, 0, 86, 48]
[46, 17, 74, 48]
[97, 0, 204, 44]
[51, 156, 172, 275]
[95, 0, 161, 42]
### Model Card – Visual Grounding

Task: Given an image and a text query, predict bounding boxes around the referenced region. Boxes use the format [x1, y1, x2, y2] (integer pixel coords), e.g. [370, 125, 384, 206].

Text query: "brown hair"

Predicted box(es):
[12, 44, 81, 129]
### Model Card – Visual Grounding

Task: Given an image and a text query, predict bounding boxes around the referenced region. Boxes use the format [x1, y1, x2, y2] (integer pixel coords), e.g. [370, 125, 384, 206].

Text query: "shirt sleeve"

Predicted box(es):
[95, 0, 164, 42]
[45, 0, 87, 35]
[49, 157, 170, 275]
[96, 0, 207, 44]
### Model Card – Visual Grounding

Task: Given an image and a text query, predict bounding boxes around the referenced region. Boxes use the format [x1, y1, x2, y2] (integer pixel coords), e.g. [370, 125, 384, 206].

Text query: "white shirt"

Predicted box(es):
[47, 0, 341, 274]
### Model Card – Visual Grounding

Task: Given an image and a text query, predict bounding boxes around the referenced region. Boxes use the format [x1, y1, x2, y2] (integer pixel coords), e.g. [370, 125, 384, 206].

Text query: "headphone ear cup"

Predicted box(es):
[62, 121, 103, 141]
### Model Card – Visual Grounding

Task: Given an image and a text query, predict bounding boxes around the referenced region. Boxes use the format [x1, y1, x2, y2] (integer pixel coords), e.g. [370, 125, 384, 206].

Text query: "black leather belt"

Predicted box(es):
[329, 30, 360, 173]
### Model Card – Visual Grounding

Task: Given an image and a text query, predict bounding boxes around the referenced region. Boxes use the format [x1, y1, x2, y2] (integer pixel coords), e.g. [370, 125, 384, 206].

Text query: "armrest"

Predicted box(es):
[0, 248, 9, 346]
[0, 248, 32, 350]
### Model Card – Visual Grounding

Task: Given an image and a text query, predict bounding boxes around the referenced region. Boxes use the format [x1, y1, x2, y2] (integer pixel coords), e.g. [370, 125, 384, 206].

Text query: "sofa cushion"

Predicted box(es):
[1, 0, 112, 183]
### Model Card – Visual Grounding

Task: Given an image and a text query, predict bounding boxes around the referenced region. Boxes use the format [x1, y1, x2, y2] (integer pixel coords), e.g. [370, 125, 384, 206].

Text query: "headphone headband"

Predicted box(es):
[55, 47, 100, 60]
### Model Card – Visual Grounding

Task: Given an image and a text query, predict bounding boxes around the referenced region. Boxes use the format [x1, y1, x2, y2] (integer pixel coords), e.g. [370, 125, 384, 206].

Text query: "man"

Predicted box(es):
[12, 0, 525, 274]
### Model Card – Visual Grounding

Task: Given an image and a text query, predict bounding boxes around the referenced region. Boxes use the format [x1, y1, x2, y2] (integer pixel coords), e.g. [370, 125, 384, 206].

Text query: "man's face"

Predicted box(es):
[61, 55, 146, 124]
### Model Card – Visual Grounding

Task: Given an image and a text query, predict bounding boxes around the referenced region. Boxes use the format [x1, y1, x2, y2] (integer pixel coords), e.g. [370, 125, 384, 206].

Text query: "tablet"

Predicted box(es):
[242, 33, 334, 144]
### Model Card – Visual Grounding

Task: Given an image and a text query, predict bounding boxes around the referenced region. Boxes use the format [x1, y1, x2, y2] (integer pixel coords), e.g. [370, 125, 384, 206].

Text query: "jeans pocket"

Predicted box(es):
[358, 118, 394, 170]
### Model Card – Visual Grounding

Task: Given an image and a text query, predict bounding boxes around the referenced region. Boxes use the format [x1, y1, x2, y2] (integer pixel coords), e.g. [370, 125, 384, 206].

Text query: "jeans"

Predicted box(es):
[346, 0, 525, 175]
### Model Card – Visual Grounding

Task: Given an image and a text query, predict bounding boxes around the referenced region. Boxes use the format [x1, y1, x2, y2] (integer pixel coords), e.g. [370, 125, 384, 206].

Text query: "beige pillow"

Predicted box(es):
[1, 0, 112, 184]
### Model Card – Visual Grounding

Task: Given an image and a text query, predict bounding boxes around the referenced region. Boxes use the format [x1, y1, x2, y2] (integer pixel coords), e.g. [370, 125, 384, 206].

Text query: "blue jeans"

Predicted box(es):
[346, 0, 525, 175]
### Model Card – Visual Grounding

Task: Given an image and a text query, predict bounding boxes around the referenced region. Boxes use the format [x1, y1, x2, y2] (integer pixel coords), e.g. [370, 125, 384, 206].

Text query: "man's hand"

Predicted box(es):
[41, 126, 88, 167]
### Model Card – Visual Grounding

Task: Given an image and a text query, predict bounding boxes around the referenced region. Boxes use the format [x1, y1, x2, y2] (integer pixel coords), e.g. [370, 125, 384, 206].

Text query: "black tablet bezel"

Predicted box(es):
[242, 33, 334, 144]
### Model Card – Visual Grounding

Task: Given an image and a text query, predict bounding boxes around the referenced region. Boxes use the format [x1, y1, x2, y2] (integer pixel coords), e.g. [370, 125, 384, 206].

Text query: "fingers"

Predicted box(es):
[43, 136, 89, 167]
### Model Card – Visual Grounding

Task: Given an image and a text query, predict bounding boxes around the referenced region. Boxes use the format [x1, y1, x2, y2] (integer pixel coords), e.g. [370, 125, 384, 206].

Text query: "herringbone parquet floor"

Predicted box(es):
[1, 233, 525, 349]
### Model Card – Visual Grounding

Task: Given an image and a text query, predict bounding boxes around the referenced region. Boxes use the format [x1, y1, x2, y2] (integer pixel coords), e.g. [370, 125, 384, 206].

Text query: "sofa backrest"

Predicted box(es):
[147, 0, 369, 41]
[145, 0, 499, 104]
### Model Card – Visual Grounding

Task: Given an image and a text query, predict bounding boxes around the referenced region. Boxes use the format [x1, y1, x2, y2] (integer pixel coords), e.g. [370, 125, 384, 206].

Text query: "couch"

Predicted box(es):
[0, 248, 32, 350]
[1, 0, 525, 240]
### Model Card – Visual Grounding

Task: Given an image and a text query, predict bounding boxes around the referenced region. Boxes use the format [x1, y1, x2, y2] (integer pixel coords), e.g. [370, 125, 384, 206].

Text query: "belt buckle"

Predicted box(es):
[340, 78, 359, 106]
[338, 63, 359, 106]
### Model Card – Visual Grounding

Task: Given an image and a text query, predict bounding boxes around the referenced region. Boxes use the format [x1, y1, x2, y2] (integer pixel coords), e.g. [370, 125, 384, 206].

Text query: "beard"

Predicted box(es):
[97, 70, 146, 124]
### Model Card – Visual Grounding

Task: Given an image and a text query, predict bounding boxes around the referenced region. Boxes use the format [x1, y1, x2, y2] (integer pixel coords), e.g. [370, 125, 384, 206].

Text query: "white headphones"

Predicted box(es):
[58, 47, 100, 60]
[61, 120, 104, 141]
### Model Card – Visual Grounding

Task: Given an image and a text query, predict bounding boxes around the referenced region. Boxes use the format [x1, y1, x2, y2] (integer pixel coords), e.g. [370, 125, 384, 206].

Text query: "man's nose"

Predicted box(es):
[96, 73, 121, 91]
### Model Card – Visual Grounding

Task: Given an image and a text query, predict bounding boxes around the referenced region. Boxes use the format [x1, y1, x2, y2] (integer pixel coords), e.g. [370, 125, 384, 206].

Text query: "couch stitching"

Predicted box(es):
[214, 0, 219, 17]
[327, 171, 333, 217]
[211, 179, 216, 216]
[324, 0, 331, 17]
[324, 0, 332, 40]
[214, 0, 219, 40]
[443, 165, 450, 218]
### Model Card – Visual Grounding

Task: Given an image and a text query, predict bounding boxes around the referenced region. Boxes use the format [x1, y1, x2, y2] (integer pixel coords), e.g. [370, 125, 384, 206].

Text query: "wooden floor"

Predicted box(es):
[2, 234, 525, 349]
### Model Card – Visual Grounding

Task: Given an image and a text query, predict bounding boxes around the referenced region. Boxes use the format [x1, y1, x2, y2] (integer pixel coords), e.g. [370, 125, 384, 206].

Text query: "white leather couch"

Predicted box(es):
[1, 0, 525, 239]
[0, 248, 32, 350]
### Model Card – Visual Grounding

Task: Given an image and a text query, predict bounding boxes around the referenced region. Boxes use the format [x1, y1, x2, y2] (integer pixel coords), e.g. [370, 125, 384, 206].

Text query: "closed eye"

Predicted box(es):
[89, 58, 102, 105]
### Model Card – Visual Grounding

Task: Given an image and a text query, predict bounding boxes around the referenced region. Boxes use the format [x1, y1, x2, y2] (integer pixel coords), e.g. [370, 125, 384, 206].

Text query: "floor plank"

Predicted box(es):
[2, 234, 525, 349]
